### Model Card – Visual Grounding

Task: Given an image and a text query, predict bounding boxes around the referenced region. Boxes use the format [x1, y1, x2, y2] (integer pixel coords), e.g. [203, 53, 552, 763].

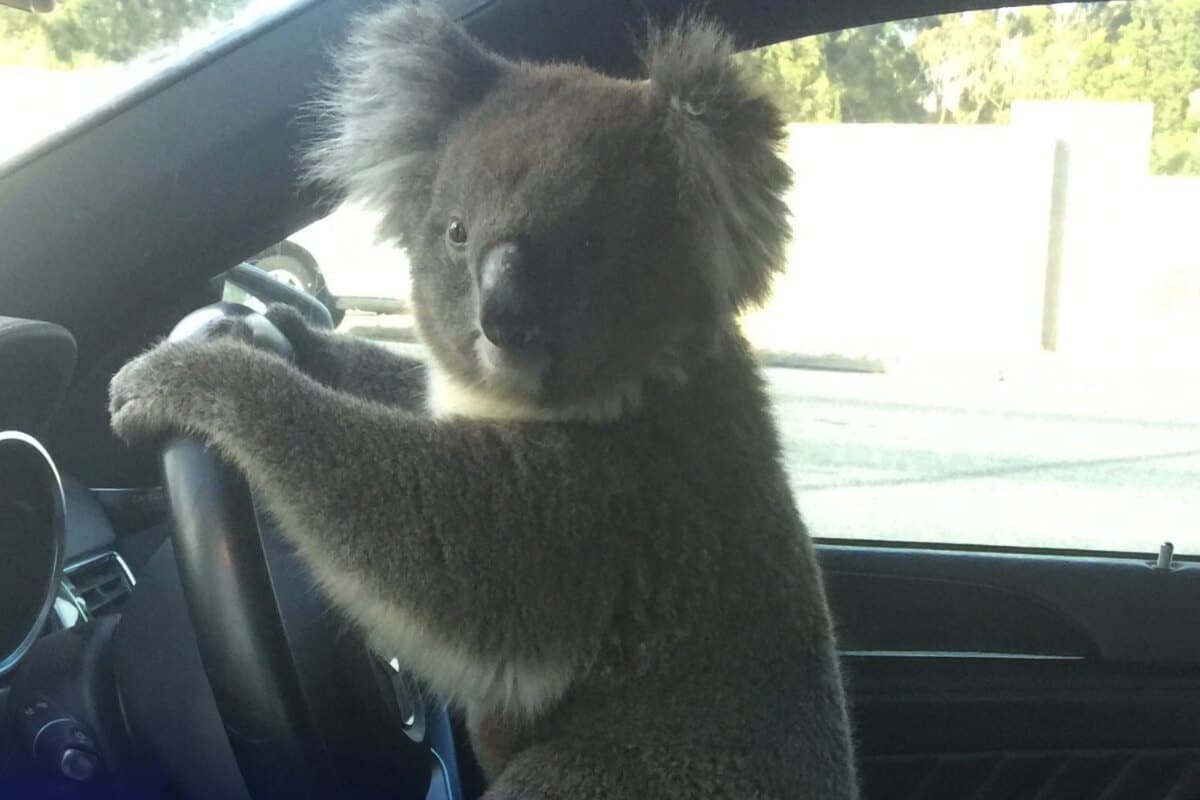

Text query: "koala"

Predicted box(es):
[109, 5, 858, 798]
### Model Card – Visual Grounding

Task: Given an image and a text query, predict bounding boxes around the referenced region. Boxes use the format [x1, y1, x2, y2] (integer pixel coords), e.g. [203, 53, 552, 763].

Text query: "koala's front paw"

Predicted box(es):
[265, 303, 319, 344]
[108, 339, 249, 446]
[264, 302, 332, 370]
[109, 346, 181, 445]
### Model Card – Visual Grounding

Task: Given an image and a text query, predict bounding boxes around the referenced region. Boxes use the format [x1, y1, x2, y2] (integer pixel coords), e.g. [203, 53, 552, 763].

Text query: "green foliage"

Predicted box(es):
[0, 8, 55, 66]
[737, 22, 931, 124]
[823, 22, 932, 123]
[4, 0, 1199, 174]
[914, 10, 1017, 123]
[1, 0, 247, 69]
[737, 37, 841, 122]
[1072, 0, 1200, 173]
[740, 0, 1200, 175]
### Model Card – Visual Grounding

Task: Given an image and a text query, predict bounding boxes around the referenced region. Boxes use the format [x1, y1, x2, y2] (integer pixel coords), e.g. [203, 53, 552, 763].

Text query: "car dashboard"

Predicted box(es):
[0, 316, 161, 783]
[35, 481, 145, 629]
[0, 313, 464, 800]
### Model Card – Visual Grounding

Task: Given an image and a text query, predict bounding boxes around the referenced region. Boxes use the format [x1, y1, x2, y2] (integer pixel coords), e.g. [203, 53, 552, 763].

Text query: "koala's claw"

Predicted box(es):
[264, 303, 327, 366]
[265, 303, 313, 340]
[108, 350, 175, 445]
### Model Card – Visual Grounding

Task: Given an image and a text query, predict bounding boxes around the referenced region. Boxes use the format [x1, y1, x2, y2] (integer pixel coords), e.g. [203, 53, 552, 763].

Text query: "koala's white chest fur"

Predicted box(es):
[425, 363, 630, 423]
[426, 366, 558, 422]
[302, 545, 574, 717]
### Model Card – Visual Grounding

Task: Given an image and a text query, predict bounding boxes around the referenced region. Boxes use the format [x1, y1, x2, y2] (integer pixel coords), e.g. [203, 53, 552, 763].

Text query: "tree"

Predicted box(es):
[0, 7, 57, 66]
[908, 1, 1200, 174]
[1, 0, 248, 69]
[1006, 6, 1090, 102]
[736, 37, 841, 122]
[823, 21, 932, 123]
[913, 10, 1018, 124]
[737, 22, 932, 124]
[1071, 0, 1200, 174]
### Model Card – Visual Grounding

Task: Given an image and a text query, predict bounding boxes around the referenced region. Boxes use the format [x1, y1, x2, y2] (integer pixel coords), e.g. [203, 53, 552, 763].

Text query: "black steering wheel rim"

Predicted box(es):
[159, 301, 432, 799]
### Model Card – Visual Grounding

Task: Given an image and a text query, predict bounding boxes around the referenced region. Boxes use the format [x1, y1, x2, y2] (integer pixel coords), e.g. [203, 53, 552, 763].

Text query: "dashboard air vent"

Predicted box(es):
[63, 551, 135, 618]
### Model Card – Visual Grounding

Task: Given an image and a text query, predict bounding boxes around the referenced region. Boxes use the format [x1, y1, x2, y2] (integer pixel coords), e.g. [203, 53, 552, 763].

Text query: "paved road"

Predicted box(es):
[765, 368, 1200, 556]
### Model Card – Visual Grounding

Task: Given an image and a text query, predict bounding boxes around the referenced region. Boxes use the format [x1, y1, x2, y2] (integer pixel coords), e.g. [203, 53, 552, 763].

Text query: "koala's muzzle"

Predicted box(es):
[479, 242, 543, 350]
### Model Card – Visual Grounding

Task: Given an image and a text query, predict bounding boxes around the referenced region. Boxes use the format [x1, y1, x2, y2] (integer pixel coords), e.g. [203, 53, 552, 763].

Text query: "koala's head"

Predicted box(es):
[305, 5, 791, 418]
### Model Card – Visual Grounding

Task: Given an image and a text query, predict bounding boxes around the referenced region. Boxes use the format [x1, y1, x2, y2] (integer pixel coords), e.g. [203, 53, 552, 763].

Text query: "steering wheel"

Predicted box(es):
[155, 290, 439, 799]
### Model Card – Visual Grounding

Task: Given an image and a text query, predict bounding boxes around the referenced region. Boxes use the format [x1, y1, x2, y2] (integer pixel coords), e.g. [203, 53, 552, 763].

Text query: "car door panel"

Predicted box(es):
[818, 545, 1200, 798]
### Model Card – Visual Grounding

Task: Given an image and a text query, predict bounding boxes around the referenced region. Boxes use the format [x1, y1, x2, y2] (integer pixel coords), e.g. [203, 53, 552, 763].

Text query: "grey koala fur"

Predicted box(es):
[110, 4, 858, 798]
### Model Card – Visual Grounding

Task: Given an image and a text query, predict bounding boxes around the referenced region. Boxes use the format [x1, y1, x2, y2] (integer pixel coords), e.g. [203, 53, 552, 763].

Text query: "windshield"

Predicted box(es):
[0, 0, 298, 163]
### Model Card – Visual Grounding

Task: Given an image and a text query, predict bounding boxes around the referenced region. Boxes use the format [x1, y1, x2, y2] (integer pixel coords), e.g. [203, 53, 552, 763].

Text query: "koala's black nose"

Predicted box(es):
[479, 242, 542, 350]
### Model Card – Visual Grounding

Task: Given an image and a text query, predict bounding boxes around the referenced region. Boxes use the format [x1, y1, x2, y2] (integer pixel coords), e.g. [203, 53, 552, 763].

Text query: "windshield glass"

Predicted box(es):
[0, 0, 297, 163]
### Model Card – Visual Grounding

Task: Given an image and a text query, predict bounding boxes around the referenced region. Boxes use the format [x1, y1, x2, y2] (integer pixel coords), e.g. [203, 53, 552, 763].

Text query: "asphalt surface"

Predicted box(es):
[767, 368, 1200, 556]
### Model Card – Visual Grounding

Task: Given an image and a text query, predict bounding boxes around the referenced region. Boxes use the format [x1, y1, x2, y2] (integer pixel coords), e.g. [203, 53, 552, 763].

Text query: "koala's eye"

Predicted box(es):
[446, 217, 468, 248]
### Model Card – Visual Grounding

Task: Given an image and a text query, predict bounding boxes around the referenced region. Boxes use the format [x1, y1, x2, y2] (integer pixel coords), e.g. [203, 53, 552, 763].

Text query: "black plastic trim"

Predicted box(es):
[0, 432, 67, 678]
[818, 545, 1200, 666]
[0, 318, 76, 434]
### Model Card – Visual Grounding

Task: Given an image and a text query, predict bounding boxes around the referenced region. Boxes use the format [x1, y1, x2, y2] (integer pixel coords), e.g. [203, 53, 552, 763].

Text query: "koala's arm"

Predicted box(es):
[265, 304, 427, 410]
[110, 338, 626, 708]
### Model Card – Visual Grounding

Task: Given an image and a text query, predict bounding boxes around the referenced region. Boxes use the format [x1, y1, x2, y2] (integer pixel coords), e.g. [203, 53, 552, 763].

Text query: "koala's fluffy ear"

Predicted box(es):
[302, 4, 505, 241]
[644, 18, 792, 312]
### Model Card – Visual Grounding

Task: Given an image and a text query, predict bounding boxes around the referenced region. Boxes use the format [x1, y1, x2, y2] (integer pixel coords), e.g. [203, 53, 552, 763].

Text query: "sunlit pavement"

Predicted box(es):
[770, 368, 1200, 556]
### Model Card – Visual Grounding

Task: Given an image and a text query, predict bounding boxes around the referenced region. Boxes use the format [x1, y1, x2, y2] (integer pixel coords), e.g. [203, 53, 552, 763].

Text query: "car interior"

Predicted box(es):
[1, 0, 1199, 798]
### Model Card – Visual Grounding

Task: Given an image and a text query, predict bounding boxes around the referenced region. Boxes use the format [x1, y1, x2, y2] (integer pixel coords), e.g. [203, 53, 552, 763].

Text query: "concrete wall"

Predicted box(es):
[746, 123, 1057, 366]
[1111, 177, 1200, 359]
[744, 102, 1200, 371]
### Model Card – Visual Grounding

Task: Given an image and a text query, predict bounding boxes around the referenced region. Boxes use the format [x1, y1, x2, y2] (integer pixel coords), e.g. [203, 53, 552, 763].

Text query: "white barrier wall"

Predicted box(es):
[748, 122, 1058, 366]
[745, 103, 1200, 371]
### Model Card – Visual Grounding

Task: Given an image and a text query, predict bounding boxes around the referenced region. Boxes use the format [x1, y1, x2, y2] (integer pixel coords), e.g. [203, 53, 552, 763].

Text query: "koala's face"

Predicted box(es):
[308, 8, 792, 415]
[411, 72, 709, 408]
